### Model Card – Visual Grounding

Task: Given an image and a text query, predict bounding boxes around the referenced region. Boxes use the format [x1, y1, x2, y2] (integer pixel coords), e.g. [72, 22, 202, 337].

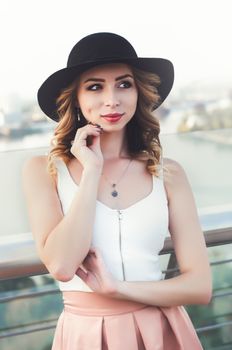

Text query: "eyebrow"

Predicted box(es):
[83, 74, 134, 83]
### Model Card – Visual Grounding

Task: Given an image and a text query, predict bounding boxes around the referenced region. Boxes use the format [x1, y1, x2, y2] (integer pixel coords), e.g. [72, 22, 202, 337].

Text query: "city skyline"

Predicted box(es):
[1, 0, 231, 100]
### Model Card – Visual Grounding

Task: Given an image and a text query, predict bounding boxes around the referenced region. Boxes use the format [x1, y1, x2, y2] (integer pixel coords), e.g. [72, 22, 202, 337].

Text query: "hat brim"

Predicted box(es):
[37, 57, 174, 121]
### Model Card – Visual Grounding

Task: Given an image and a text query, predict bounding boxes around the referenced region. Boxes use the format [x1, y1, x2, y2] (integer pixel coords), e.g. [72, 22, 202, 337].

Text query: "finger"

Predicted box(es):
[79, 124, 102, 135]
[72, 128, 101, 146]
[70, 131, 101, 151]
[88, 121, 104, 130]
[91, 247, 101, 257]
[89, 248, 99, 258]
[72, 124, 98, 141]
[89, 247, 96, 253]
[82, 255, 95, 270]
[79, 263, 89, 273]
[76, 128, 101, 141]
[76, 267, 88, 281]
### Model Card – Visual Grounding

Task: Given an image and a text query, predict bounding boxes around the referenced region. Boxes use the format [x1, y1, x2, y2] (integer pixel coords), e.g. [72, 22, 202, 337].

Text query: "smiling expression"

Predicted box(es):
[76, 63, 138, 130]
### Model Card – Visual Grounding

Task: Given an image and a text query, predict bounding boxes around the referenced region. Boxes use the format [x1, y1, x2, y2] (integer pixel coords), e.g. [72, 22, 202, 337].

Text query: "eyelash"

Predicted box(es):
[86, 80, 132, 91]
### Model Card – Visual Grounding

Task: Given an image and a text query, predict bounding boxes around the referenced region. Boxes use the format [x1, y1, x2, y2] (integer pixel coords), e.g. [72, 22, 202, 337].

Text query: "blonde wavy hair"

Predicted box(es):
[46, 65, 164, 179]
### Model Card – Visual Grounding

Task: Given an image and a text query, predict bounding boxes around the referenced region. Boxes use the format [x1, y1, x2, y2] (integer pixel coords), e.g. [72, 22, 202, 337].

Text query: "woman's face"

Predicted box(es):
[76, 63, 138, 131]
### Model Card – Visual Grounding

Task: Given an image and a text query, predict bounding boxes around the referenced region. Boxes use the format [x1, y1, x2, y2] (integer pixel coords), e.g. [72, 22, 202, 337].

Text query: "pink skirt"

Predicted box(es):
[51, 291, 203, 350]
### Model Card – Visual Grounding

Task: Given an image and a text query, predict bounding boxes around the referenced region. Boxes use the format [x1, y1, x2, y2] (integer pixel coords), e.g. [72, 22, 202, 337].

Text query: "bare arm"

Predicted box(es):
[22, 155, 102, 282]
[111, 158, 212, 306]
[22, 123, 104, 282]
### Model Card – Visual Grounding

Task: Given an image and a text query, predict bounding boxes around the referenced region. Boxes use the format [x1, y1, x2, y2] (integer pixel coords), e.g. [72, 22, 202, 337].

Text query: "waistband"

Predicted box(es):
[62, 291, 149, 316]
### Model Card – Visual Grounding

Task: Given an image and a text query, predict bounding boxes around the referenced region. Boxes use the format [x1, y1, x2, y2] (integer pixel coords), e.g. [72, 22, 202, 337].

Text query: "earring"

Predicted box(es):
[76, 107, 81, 122]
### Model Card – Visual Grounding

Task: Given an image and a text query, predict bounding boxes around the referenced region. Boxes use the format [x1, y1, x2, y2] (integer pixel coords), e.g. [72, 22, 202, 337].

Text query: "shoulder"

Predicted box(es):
[23, 154, 47, 167]
[22, 155, 55, 188]
[162, 157, 190, 200]
[22, 155, 48, 177]
[163, 157, 186, 178]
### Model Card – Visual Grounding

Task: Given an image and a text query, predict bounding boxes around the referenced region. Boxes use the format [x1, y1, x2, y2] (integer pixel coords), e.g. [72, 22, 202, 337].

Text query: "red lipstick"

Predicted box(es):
[101, 113, 124, 123]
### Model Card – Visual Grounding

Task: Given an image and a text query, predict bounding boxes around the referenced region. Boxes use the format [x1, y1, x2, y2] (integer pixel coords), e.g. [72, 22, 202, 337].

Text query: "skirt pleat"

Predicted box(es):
[51, 291, 203, 350]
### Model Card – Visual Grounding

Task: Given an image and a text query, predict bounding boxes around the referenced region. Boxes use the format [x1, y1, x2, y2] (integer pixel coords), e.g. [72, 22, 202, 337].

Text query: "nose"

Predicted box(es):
[104, 88, 120, 107]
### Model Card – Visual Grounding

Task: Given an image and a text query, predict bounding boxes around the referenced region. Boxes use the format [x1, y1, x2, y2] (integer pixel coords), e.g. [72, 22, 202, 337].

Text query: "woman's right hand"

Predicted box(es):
[70, 123, 104, 171]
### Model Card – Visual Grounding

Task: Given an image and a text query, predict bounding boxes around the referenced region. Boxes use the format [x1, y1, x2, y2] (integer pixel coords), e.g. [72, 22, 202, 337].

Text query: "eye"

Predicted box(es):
[118, 80, 132, 88]
[86, 84, 102, 91]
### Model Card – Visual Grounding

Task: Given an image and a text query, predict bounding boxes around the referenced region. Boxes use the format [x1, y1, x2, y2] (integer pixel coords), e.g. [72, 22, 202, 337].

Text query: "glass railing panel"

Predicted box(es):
[0, 240, 232, 349]
[0, 327, 54, 350]
[0, 274, 62, 350]
[186, 243, 232, 349]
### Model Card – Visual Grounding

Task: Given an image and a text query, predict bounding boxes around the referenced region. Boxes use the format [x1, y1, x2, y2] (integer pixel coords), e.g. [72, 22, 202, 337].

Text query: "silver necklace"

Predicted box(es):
[101, 159, 133, 197]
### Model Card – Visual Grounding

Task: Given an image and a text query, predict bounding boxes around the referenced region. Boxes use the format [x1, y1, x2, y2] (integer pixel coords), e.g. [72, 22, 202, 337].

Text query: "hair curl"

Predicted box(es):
[46, 65, 164, 179]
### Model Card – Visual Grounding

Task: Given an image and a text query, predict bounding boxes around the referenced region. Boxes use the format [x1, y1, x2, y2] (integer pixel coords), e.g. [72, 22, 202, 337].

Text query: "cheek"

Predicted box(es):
[126, 90, 138, 110]
[79, 95, 99, 113]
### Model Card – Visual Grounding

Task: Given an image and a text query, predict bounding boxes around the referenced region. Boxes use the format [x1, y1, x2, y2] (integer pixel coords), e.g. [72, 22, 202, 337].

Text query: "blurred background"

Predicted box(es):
[0, 0, 231, 349]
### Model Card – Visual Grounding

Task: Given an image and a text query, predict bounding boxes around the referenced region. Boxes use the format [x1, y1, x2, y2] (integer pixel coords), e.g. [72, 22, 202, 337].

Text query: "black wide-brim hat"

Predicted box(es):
[37, 32, 174, 122]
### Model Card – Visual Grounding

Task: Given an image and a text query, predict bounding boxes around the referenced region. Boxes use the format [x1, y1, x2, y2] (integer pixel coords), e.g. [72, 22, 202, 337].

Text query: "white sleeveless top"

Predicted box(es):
[55, 158, 169, 292]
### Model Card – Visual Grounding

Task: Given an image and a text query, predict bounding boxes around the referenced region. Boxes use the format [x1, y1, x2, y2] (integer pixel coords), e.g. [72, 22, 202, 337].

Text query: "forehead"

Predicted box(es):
[79, 63, 133, 81]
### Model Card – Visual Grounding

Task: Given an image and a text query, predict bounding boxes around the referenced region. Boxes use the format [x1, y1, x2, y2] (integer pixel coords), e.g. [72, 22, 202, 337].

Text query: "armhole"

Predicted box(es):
[161, 156, 170, 205]
[53, 158, 65, 214]
[53, 157, 71, 190]
[42, 155, 58, 189]
[158, 153, 169, 205]
[53, 158, 62, 193]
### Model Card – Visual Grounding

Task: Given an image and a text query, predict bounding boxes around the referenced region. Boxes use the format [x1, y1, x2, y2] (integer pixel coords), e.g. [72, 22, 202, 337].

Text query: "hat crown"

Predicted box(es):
[38, 31, 174, 121]
[67, 32, 138, 67]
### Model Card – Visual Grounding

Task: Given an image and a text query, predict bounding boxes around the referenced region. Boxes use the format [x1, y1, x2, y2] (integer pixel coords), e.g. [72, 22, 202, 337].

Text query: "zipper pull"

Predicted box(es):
[118, 210, 123, 220]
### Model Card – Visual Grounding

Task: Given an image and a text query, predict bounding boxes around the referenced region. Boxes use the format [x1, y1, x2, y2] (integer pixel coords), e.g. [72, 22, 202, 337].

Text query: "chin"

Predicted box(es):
[103, 123, 127, 131]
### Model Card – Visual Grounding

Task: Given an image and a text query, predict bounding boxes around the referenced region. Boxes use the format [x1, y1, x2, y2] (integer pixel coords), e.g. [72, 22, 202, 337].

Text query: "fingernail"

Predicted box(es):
[94, 123, 103, 129]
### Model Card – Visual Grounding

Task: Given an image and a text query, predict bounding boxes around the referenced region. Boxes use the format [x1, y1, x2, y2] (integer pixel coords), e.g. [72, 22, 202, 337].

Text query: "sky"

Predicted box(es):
[0, 0, 231, 102]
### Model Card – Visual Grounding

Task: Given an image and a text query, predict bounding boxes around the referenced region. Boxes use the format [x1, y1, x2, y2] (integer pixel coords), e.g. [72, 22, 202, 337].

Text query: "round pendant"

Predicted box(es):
[111, 190, 118, 197]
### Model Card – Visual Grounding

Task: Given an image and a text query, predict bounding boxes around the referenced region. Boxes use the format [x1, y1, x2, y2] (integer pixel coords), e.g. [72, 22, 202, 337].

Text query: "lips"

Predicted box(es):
[101, 112, 124, 123]
[101, 113, 124, 118]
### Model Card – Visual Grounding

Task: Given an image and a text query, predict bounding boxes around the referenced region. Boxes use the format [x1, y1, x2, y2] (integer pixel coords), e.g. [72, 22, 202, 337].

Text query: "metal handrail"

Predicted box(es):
[0, 222, 231, 339]
[0, 286, 60, 303]
[0, 275, 232, 340]
[0, 211, 231, 280]
[0, 320, 57, 339]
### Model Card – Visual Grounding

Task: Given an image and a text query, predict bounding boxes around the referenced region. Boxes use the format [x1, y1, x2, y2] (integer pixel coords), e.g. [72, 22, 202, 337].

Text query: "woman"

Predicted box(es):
[22, 32, 212, 349]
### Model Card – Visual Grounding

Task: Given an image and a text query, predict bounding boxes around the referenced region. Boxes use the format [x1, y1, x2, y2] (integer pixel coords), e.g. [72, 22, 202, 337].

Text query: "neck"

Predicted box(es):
[100, 128, 130, 160]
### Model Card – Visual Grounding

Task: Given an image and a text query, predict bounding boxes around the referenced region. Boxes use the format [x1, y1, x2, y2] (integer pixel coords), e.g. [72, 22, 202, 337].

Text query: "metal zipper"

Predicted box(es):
[117, 210, 125, 280]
